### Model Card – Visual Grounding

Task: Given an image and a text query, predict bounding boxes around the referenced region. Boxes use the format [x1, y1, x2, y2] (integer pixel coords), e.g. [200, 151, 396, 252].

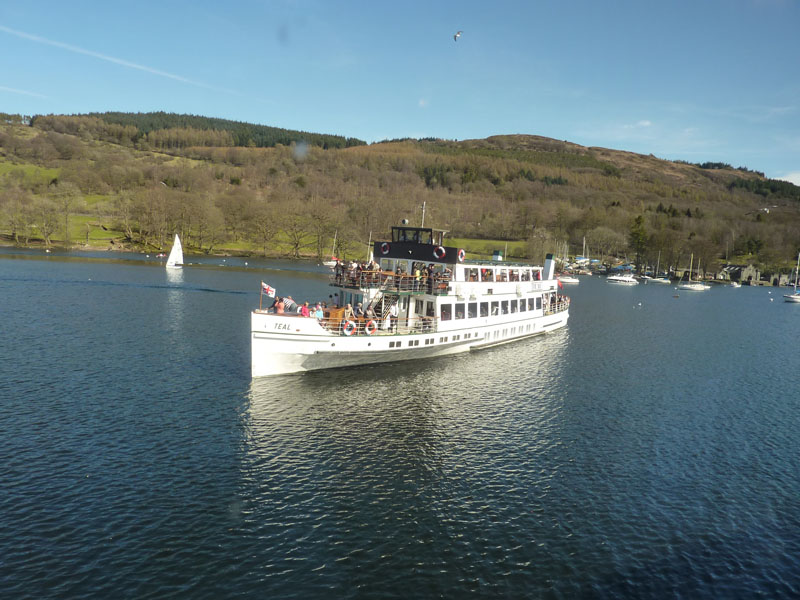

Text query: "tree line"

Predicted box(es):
[1, 120, 799, 277]
[30, 112, 366, 150]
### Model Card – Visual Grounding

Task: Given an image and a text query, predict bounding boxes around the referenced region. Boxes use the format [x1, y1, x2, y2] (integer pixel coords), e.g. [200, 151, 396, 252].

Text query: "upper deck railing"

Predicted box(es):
[332, 269, 451, 295]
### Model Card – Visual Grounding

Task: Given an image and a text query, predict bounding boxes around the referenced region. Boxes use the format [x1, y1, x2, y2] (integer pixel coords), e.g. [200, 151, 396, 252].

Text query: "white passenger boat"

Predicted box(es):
[606, 273, 638, 285]
[251, 225, 570, 377]
[558, 275, 580, 284]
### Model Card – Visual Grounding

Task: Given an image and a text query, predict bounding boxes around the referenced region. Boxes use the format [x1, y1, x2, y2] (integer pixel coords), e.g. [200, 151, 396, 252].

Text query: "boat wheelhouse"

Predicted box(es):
[251, 225, 570, 377]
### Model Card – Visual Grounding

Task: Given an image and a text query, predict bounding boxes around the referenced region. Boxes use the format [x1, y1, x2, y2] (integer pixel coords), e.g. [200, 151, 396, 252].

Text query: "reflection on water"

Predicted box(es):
[240, 333, 573, 594]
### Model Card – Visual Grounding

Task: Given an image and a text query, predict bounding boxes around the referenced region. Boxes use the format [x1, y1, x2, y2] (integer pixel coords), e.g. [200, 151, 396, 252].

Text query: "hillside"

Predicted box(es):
[1, 113, 799, 274]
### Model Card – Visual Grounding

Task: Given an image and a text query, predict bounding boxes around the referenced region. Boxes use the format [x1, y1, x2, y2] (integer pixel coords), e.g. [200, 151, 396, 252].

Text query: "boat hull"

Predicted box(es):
[251, 310, 569, 377]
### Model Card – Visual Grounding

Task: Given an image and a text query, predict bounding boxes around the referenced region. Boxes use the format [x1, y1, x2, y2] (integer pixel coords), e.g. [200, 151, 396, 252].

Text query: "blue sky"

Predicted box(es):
[1, 0, 799, 183]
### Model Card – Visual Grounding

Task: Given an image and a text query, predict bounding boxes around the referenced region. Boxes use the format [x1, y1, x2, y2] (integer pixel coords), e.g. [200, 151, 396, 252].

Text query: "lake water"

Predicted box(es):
[1, 249, 799, 599]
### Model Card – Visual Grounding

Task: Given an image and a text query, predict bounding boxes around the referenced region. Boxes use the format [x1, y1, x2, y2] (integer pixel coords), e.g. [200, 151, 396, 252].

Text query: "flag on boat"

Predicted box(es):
[557, 278, 563, 289]
[261, 281, 276, 297]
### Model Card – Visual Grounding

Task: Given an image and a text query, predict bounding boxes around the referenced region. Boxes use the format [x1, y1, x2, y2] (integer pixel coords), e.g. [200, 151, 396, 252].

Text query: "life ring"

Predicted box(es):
[380, 242, 391, 255]
[457, 248, 466, 262]
[433, 246, 446, 260]
[364, 320, 377, 335]
[342, 320, 357, 336]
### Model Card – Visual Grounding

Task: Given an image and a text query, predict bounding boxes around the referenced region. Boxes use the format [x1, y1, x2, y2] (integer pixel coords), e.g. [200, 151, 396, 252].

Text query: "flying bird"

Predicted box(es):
[454, 30, 462, 42]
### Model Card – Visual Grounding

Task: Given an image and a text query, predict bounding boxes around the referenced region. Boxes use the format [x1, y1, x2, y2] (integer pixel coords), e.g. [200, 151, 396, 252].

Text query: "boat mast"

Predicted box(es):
[795, 253, 800, 292]
[688, 253, 693, 283]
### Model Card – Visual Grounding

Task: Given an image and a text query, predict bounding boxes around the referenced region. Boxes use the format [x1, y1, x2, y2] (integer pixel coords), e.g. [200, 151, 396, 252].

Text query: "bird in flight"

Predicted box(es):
[454, 30, 462, 42]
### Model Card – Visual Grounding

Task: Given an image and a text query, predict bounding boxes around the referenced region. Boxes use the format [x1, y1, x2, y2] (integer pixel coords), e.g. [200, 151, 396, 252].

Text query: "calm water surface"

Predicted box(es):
[1, 249, 799, 599]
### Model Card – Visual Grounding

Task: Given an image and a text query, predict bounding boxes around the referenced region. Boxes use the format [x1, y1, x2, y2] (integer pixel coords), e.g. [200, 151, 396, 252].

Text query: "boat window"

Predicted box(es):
[440, 304, 452, 321]
[468, 302, 477, 318]
[501, 300, 509, 314]
[521, 269, 530, 282]
[479, 302, 489, 317]
[498, 269, 508, 282]
[380, 258, 393, 271]
[468, 268, 479, 282]
[455, 303, 465, 319]
[536, 297, 542, 310]
[426, 302, 435, 317]
[491, 301, 499, 315]
[519, 298, 526, 312]
[481, 269, 494, 282]
[510, 269, 519, 281]
[510, 300, 517, 313]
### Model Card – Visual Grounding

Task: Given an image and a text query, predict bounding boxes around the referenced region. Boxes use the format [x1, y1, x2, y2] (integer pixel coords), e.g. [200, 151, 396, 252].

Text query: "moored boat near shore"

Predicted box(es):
[251, 224, 570, 377]
[606, 273, 638, 285]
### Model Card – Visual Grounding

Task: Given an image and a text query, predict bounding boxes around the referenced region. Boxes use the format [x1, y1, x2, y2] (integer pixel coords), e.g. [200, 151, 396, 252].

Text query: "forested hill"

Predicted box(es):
[1, 114, 799, 275]
[30, 112, 366, 150]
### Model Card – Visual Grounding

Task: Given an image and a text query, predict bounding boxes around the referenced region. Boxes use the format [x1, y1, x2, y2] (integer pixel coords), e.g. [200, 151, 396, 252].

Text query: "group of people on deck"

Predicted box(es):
[333, 258, 451, 293]
[269, 296, 326, 319]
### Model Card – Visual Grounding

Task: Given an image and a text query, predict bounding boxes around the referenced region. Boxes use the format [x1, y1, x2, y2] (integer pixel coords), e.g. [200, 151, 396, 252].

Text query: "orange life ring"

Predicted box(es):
[433, 246, 446, 260]
[457, 248, 466, 262]
[364, 320, 377, 335]
[342, 320, 357, 336]
[380, 242, 391, 255]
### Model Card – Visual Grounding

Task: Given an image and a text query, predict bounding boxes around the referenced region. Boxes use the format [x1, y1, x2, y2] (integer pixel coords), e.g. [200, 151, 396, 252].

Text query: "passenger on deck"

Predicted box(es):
[275, 297, 285, 314]
[300, 302, 310, 317]
[355, 303, 364, 318]
[343, 303, 355, 321]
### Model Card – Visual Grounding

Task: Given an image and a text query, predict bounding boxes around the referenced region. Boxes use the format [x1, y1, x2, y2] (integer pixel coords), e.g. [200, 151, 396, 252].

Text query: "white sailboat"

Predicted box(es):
[784, 253, 800, 302]
[323, 231, 338, 268]
[650, 250, 671, 283]
[678, 254, 709, 291]
[165, 234, 184, 269]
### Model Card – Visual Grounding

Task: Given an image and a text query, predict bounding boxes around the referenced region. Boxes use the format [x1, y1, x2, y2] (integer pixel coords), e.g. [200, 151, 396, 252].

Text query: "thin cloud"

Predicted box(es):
[0, 24, 240, 95]
[778, 172, 800, 186]
[0, 85, 46, 99]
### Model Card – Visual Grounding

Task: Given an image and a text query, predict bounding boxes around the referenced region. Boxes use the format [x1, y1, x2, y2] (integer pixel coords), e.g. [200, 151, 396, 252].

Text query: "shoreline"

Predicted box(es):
[0, 236, 317, 261]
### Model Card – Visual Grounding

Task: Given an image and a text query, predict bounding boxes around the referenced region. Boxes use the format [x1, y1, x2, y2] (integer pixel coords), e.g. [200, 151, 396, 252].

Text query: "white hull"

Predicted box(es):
[784, 293, 800, 303]
[607, 275, 638, 285]
[252, 309, 568, 377]
[678, 282, 710, 291]
[649, 277, 671, 284]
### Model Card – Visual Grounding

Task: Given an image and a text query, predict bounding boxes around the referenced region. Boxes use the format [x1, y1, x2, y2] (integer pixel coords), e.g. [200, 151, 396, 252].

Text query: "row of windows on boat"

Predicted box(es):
[375, 259, 541, 283]
[383, 324, 535, 348]
[335, 292, 562, 321]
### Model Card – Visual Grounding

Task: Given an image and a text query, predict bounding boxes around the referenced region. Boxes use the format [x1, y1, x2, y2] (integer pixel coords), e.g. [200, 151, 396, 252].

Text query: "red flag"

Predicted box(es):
[557, 278, 563, 289]
[261, 281, 276, 297]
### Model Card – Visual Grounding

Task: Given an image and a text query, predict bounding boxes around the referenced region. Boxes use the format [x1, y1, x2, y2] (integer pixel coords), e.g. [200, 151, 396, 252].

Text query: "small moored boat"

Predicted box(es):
[606, 273, 638, 285]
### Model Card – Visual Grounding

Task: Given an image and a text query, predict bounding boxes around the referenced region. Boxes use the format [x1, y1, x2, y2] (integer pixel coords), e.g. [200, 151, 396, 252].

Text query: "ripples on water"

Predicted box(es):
[1, 254, 799, 598]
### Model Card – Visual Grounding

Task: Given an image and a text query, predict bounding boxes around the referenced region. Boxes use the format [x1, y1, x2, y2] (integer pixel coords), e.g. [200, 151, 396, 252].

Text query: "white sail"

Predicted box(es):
[166, 234, 183, 269]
